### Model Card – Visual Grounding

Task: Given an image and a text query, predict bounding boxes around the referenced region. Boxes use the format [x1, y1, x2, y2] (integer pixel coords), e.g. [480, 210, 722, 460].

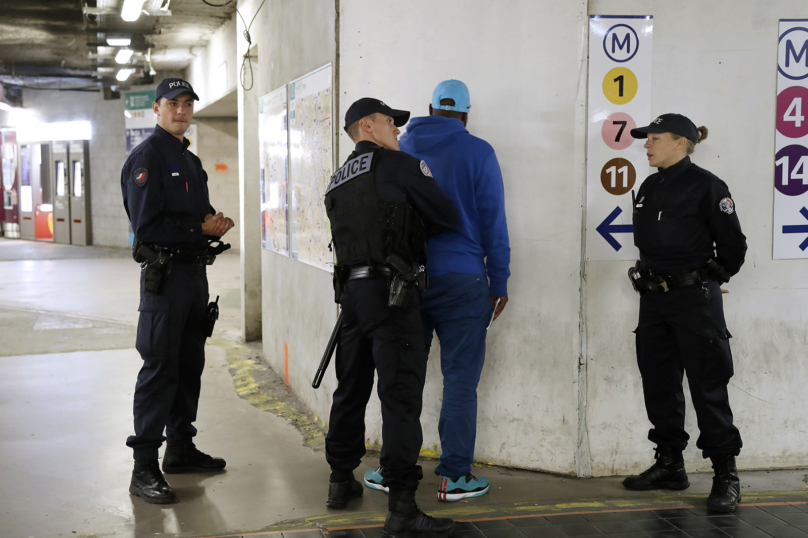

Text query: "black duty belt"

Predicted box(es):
[347, 265, 393, 280]
[172, 248, 217, 266]
[642, 268, 702, 291]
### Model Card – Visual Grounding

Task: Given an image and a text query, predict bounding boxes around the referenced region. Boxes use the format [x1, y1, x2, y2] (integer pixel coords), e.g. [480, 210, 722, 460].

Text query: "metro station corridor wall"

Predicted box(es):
[251, 0, 808, 476]
[585, 0, 808, 476]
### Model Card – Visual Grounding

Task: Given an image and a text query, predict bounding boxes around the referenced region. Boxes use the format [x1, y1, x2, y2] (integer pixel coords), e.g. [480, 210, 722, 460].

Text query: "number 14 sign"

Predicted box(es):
[774, 20, 808, 259]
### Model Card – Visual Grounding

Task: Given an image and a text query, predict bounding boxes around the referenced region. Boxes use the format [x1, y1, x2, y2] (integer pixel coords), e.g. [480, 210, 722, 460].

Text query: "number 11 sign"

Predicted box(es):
[586, 16, 653, 261]
[774, 20, 808, 259]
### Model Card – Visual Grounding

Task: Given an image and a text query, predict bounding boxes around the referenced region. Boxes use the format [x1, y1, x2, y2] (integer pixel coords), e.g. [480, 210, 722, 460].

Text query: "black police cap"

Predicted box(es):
[155, 77, 200, 102]
[344, 97, 410, 132]
[631, 113, 698, 144]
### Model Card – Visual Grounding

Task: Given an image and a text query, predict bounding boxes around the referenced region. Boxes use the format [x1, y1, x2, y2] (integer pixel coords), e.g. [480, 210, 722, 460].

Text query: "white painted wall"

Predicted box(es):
[235, 0, 808, 477]
[195, 118, 241, 252]
[338, 0, 588, 475]
[186, 15, 238, 110]
[585, 0, 808, 476]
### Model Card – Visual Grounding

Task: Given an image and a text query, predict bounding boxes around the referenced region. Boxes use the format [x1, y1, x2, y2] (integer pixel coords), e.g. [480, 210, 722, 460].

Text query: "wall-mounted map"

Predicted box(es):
[288, 64, 333, 271]
[258, 85, 289, 255]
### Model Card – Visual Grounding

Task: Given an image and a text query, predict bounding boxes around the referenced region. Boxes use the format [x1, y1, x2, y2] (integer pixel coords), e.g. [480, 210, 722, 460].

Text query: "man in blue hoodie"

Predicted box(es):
[365, 80, 510, 501]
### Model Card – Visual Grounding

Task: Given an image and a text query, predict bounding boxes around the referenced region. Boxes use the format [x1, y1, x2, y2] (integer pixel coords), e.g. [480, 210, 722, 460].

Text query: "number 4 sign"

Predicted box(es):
[773, 20, 808, 259]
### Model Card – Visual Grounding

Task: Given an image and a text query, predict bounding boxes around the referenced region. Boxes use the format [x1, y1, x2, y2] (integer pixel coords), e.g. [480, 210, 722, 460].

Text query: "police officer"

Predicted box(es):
[121, 78, 235, 504]
[324, 98, 459, 537]
[624, 114, 747, 513]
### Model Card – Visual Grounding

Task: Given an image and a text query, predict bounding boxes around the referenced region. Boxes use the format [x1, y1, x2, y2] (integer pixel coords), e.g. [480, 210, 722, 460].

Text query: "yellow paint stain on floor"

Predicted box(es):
[210, 336, 326, 450]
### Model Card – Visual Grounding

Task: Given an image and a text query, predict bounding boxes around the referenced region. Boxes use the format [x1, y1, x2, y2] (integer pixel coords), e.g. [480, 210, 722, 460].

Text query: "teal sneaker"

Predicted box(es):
[437, 473, 490, 501]
[364, 467, 389, 493]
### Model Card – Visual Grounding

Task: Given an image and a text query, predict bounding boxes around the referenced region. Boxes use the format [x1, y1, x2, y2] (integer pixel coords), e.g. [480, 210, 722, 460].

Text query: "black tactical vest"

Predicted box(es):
[324, 148, 426, 268]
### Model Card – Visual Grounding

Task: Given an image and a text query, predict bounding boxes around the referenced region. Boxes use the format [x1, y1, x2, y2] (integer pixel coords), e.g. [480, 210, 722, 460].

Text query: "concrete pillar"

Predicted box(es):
[237, 41, 262, 341]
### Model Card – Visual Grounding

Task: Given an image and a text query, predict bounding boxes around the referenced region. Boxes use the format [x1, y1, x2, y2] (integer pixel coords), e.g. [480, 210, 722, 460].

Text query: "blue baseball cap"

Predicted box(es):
[431, 80, 471, 113]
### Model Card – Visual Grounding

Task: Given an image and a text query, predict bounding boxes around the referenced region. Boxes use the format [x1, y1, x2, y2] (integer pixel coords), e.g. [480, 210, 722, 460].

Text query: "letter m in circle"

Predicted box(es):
[613, 32, 631, 55]
[786, 39, 808, 68]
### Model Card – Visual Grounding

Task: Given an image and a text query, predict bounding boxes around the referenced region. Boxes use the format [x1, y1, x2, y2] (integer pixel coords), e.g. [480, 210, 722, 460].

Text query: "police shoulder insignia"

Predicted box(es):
[719, 197, 735, 215]
[419, 160, 433, 178]
[133, 167, 149, 188]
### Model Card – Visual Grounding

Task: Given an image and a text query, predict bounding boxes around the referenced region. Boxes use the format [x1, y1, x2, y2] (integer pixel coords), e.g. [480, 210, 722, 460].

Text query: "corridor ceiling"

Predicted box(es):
[0, 0, 236, 96]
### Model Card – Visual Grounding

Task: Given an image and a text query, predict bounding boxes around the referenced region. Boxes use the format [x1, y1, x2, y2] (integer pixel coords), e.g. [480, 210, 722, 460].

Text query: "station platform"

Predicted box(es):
[0, 238, 806, 538]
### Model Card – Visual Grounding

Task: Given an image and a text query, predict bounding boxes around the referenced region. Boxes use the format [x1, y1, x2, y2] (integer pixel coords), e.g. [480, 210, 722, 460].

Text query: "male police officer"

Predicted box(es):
[324, 98, 459, 537]
[121, 77, 234, 504]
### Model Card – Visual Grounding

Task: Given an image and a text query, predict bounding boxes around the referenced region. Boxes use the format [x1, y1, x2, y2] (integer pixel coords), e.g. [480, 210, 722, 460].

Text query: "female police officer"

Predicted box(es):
[623, 114, 747, 513]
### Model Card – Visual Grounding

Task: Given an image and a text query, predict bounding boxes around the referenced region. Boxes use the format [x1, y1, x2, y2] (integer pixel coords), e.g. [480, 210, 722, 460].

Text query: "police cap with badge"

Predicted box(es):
[630, 113, 698, 143]
[343, 97, 410, 131]
[155, 77, 200, 102]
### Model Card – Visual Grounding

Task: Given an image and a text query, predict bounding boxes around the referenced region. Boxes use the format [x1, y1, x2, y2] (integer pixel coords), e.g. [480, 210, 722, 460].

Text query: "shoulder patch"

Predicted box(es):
[132, 167, 149, 188]
[326, 151, 375, 195]
[420, 160, 432, 178]
[719, 197, 735, 215]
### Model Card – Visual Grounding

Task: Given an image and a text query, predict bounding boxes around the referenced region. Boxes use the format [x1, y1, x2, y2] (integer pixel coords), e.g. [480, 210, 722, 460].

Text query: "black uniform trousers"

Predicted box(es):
[126, 262, 209, 461]
[325, 277, 427, 491]
[635, 278, 742, 458]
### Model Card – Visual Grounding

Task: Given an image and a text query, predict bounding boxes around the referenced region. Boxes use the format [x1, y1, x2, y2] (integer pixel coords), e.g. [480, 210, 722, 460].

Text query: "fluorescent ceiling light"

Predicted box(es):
[107, 37, 131, 47]
[116, 68, 134, 81]
[17, 121, 92, 143]
[121, 0, 146, 22]
[115, 49, 134, 64]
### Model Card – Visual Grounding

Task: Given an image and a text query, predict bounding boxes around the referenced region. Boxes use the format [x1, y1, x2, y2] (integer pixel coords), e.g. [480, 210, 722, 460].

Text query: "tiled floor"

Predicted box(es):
[206, 504, 808, 538]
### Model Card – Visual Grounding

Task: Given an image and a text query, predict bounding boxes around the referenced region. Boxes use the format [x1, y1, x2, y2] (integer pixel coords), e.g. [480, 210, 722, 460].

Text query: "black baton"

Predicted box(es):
[312, 311, 343, 389]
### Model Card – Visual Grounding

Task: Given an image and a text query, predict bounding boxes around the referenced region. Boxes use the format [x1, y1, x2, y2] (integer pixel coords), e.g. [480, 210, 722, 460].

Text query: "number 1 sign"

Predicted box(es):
[774, 20, 808, 259]
[586, 16, 653, 261]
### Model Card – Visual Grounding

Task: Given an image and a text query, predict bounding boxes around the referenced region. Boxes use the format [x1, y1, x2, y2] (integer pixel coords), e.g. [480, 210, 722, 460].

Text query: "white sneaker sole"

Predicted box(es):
[437, 484, 490, 501]
[364, 478, 389, 493]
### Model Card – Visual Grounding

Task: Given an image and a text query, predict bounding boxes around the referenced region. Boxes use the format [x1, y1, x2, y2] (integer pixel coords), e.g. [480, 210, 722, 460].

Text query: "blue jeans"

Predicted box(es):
[421, 273, 492, 478]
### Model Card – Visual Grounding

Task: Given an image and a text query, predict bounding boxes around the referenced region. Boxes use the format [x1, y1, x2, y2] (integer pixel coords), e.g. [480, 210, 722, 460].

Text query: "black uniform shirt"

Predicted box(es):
[353, 141, 458, 236]
[632, 156, 747, 276]
[121, 124, 214, 248]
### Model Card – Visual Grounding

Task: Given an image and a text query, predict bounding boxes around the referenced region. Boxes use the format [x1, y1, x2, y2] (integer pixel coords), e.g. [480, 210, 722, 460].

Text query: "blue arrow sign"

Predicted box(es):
[596, 206, 634, 251]
[782, 206, 808, 251]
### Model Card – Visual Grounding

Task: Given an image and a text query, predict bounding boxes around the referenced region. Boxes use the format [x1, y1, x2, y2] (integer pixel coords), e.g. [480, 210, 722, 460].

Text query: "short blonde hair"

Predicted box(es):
[346, 113, 377, 142]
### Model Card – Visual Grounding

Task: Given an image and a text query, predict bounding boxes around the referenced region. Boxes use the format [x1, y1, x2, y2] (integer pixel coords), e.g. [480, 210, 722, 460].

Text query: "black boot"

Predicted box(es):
[326, 470, 363, 509]
[706, 455, 741, 513]
[130, 459, 177, 504]
[162, 443, 226, 474]
[623, 447, 690, 491]
[382, 489, 457, 538]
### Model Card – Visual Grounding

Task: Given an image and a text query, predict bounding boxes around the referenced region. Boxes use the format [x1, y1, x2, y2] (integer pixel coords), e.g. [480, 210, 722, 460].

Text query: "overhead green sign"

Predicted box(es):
[125, 90, 155, 110]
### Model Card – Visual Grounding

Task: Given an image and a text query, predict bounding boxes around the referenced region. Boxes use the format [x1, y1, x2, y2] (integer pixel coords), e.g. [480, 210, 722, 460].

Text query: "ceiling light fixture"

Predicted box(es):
[107, 37, 132, 47]
[121, 0, 147, 22]
[115, 49, 134, 64]
[116, 68, 134, 81]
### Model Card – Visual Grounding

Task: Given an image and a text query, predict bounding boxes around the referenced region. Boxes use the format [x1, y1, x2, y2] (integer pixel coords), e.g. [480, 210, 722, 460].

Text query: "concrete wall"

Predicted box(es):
[195, 118, 241, 251]
[233, 0, 340, 408]
[338, 0, 588, 474]
[585, 0, 808, 476]
[242, 0, 808, 477]
[186, 15, 238, 110]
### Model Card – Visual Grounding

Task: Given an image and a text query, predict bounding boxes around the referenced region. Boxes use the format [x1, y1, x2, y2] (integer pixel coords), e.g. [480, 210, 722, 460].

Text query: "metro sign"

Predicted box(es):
[779, 27, 808, 80]
[603, 23, 640, 63]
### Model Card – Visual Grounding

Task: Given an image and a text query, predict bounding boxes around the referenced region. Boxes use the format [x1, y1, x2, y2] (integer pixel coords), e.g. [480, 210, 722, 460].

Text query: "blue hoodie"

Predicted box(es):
[399, 116, 511, 297]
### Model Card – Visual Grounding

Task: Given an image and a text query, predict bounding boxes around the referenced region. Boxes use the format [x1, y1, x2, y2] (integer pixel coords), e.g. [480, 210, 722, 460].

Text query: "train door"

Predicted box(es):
[1, 131, 21, 238]
[69, 140, 91, 245]
[19, 144, 34, 240]
[52, 141, 71, 244]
